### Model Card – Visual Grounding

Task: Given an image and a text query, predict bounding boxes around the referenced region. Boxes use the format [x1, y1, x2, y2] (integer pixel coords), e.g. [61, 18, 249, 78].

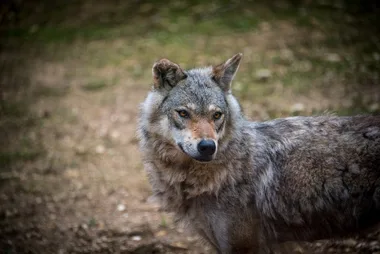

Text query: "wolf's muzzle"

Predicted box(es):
[197, 139, 216, 157]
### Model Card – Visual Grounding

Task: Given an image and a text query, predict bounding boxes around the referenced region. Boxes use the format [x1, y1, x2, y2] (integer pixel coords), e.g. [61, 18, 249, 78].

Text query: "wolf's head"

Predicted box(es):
[140, 54, 243, 163]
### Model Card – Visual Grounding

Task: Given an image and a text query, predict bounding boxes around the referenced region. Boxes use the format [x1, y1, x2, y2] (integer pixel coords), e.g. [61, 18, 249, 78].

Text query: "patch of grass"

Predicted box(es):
[32, 85, 69, 97]
[2, 24, 134, 47]
[88, 217, 98, 227]
[160, 215, 168, 228]
[0, 102, 39, 135]
[81, 80, 109, 91]
[0, 101, 28, 118]
[280, 71, 316, 90]
[0, 150, 43, 168]
[1, 2, 263, 47]
[0, 90, 44, 172]
[20, 176, 64, 195]
[334, 107, 370, 116]
[334, 94, 380, 116]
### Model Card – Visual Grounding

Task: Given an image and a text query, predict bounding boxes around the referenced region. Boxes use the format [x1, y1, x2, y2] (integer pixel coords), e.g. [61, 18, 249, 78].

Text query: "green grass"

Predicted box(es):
[32, 85, 69, 97]
[0, 101, 28, 118]
[81, 80, 109, 91]
[2, 24, 132, 45]
[2, 1, 377, 93]
[0, 2, 266, 47]
[0, 150, 42, 168]
[0, 88, 45, 171]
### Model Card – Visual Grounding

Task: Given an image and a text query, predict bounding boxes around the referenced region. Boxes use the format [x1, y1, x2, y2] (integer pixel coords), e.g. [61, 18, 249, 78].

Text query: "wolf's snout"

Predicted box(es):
[197, 139, 216, 156]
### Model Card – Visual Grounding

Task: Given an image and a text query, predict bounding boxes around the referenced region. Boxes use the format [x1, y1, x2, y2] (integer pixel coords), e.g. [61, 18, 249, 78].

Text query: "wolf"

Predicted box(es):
[138, 53, 380, 254]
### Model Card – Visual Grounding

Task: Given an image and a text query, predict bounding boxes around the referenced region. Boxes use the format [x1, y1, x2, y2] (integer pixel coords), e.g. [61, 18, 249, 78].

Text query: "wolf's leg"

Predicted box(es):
[257, 244, 274, 254]
[257, 230, 274, 254]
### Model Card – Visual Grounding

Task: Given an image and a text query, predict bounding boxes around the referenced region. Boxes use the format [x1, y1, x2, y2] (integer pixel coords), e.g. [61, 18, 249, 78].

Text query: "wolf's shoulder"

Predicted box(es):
[249, 114, 380, 137]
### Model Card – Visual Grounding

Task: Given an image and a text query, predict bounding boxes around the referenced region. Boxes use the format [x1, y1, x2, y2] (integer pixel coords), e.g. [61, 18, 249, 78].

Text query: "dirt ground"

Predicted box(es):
[1, 1, 380, 254]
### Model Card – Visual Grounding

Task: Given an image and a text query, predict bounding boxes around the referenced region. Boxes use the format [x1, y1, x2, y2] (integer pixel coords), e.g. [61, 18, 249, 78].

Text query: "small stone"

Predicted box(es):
[356, 242, 365, 248]
[369, 103, 379, 112]
[131, 235, 142, 241]
[328, 247, 336, 253]
[293, 245, 304, 253]
[36, 197, 43, 204]
[290, 103, 305, 113]
[255, 69, 271, 81]
[64, 169, 80, 178]
[75, 145, 86, 155]
[171, 241, 187, 249]
[325, 53, 341, 62]
[342, 238, 357, 247]
[186, 236, 196, 242]
[281, 49, 294, 60]
[110, 130, 120, 139]
[5, 210, 12, 217]
[95, 145, 105, 154]
[117, 204, 126, 212]
[155, 230, 167, 237]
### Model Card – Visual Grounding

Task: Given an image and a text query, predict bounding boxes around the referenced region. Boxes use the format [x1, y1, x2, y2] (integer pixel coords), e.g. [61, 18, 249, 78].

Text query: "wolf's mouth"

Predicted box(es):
[177, 142, 214, 162]
[193, 156, 213, 162]
[177, 142, 186, 154]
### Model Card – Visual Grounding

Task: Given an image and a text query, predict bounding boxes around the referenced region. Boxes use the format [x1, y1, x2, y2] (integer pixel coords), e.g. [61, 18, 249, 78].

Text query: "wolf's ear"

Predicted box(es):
[212, 53, 242, 92]
[152, 59, 187, 90]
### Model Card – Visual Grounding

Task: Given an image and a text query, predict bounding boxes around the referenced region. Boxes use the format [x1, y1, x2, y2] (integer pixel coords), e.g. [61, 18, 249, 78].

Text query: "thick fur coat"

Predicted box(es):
[138, 54, 380, 253]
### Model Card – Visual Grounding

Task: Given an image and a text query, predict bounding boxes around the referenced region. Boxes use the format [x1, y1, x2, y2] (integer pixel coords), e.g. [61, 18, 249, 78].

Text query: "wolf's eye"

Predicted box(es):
[177, 110, 189, 118]
[213, 112, 223, 120]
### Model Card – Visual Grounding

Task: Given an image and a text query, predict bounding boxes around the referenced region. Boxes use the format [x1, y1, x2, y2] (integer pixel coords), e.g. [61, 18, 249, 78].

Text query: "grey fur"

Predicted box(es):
[138, 54, 380, 254]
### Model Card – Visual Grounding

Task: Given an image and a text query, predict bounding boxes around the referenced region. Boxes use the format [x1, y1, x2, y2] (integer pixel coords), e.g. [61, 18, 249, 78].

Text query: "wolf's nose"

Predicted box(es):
[197, 139, 216, 156]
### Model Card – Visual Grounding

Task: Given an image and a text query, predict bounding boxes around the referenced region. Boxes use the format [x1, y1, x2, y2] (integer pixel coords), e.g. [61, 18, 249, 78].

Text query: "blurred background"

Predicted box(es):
[1, 0, 379, 253]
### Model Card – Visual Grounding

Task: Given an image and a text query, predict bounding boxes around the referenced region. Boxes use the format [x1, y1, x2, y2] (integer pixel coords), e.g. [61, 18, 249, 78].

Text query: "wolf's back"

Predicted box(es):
[254, 115, 380, 241]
